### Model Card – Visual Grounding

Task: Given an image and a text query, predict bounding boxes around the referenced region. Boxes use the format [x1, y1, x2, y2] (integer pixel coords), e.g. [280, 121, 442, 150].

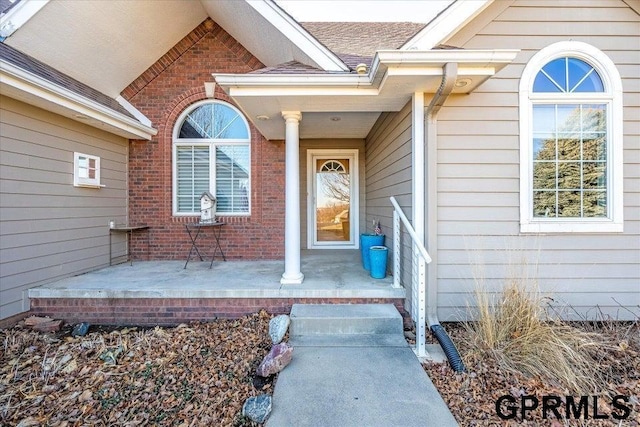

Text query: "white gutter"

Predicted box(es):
[1, 59, 157, 140]
[425, 62, 457, 327]
[375, 49, 519, 66]
[213, 73, 371, 87]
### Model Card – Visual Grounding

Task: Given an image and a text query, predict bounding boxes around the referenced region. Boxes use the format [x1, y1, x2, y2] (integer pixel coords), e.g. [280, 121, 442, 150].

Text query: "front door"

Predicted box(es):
[307, 150, 358, 249]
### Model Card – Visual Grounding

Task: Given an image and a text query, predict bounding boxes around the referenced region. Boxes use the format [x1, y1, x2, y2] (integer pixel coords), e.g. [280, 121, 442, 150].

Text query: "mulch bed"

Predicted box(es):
[2, 312, 638, 426]
[1, 312, 274, 426]
[422, 322, 640, 426]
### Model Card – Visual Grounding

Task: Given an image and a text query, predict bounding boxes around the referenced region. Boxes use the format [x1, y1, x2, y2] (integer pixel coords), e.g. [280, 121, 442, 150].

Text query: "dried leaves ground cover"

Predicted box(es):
[1, 311, 274, 427]
[2, 310, 638, 426]
[423, 321, 640, 426]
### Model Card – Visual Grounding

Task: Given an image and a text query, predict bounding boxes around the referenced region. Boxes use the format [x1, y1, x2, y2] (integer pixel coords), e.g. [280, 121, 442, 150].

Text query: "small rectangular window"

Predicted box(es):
[73, 152, 102, 188]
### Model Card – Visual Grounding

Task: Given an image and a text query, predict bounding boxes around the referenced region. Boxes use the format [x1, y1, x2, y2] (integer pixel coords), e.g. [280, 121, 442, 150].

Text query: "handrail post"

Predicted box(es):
[390, 196, 431, 359]
[393, 210, 401, 288]
[416, 255, 427, 358]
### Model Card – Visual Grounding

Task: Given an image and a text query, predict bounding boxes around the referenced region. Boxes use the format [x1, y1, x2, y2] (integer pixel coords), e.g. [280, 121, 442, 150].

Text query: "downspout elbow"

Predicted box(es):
[426, 62, 458, 120]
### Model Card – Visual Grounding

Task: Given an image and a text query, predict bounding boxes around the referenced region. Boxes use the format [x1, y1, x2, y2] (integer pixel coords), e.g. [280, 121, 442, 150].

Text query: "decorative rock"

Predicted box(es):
[24, 316, 53, 326]
[256, 342, 293, 377]
[32, 319, 63, 333]
[72, 322, 90, 337]
[269, 315, 290, 344]
[242, 394, 272, 423]
[99, 346, 123, 365]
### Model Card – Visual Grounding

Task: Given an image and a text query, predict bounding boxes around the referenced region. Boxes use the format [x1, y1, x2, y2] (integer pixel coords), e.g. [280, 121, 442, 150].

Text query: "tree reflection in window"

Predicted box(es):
[531, 57, 607, 218]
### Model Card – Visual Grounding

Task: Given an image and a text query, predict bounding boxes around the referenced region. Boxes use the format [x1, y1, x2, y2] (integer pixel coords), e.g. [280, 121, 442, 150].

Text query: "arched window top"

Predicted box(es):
[320, 160, 346, 173]
[520, 41, 622, 96]
[533, 57, 604, 93]
[176, 100, 249, 140]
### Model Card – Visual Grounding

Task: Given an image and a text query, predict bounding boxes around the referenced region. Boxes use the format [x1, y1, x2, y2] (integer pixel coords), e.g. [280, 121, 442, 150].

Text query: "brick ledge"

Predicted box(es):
[29, 297, 407, 326]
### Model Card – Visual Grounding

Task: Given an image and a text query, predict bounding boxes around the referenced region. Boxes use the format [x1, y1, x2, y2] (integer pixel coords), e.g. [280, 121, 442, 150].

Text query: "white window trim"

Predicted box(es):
[73, 152, 103, 188]
[519, 41, 623, 233]
[172, 100, 251, 217]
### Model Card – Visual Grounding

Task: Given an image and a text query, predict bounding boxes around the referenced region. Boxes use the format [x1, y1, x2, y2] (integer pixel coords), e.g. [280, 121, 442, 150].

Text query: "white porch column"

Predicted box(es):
[281, 111, 304, 285]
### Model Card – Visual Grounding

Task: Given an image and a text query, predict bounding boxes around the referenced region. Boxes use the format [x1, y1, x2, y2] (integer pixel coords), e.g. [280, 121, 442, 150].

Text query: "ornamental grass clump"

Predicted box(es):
[464, 280, 609, 395]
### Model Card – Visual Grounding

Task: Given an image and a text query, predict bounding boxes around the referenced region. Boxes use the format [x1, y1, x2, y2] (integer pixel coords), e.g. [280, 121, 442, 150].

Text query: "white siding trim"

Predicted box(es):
[519, 41, 624, 233]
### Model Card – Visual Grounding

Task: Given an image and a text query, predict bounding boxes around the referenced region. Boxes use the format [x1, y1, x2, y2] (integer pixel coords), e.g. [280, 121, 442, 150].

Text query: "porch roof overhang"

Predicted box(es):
[0, 58, 158, 140]
[214, 49, 519, 140]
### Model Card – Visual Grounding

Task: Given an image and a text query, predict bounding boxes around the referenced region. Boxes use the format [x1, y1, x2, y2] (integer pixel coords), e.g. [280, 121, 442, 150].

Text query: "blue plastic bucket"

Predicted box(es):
[360, 234, 385, 270]
[369, 246, 388, 279]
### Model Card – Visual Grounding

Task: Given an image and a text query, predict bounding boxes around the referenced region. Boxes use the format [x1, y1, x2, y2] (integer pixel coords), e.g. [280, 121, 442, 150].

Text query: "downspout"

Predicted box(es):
[425, 62, 466, 372]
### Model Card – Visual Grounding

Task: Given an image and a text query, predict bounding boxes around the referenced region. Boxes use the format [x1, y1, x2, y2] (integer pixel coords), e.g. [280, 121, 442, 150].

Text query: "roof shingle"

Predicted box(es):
[301, 22, 426, 58]
[0, 42, 134, 119]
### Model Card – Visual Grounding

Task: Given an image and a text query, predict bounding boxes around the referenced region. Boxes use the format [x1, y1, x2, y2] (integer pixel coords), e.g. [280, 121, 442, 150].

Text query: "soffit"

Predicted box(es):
[3, 0, 347, 99]
[3, 0, 208, 98]
[201, 0, 343, 73]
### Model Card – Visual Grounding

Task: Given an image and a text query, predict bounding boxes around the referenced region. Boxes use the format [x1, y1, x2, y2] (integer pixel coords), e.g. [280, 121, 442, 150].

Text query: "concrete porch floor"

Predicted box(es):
[29, 250, 403, 300]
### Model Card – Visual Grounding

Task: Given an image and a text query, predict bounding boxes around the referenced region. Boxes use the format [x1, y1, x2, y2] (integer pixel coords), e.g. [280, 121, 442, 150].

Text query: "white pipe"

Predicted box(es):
[425, 63, 457, 326]
[393, 210, 401, 288]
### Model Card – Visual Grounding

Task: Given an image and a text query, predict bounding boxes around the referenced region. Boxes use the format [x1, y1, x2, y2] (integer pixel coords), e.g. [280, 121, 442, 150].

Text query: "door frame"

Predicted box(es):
[306, 149, 359, 249]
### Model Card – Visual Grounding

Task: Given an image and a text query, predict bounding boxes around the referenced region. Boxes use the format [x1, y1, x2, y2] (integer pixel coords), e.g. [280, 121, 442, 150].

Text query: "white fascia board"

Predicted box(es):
[227, 86, 380, 97]
[246, 0, 349, 72]
[376, 49, 520, 67]
[402, 0, 494, 50]
[1, 60, 157, 140]
[116, 95, 152, 127]
[214, 73, 377, 97]
[0, 0, 49, 38]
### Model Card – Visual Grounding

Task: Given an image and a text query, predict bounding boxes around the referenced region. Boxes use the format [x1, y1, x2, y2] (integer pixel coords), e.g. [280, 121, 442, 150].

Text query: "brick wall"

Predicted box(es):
[29, 298, 408, 327]
[123, 19, 285, 260]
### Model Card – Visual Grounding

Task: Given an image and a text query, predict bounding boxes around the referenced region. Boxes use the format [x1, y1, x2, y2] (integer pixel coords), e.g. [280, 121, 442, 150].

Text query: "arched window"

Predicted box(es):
[319, 160, 346, 173]
[519, 41, 623, 233]
[173, 100, 251, 215]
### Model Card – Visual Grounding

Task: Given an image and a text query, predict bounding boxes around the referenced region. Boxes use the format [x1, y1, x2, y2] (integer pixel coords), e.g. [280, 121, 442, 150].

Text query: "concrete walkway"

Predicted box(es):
[266, 305, 459, 427]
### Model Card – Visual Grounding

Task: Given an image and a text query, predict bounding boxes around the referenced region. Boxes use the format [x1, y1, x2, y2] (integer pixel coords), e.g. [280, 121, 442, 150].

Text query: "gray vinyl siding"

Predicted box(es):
[299, 139, 366, 249]
[365, 101, 413, 309]
[0, 96, 129, 320]
[436, 0, 640, 320]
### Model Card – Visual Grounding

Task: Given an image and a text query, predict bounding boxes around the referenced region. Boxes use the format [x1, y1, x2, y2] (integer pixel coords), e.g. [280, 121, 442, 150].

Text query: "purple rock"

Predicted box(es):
[256, 342, 293, 377]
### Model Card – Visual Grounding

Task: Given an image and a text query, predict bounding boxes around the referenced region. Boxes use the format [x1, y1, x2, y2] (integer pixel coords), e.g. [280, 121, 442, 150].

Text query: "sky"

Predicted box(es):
[275, 0, 453, 23]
